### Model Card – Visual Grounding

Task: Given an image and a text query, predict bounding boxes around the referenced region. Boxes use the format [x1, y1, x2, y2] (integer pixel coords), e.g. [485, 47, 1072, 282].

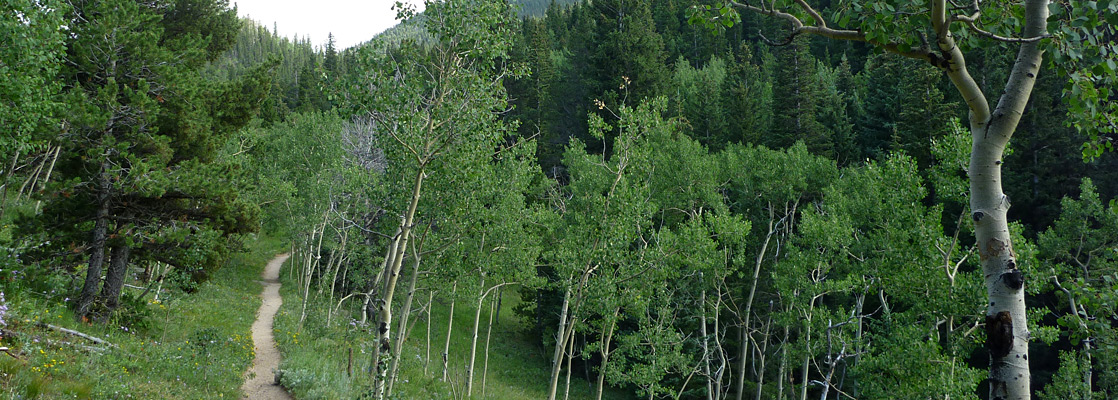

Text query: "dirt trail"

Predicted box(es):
[242, 254, 294, 400]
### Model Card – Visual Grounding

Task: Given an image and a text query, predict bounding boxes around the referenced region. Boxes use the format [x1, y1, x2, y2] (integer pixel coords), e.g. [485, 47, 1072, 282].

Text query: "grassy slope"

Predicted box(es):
[273, 263, 632, 400]
[0, 236, 284, 399]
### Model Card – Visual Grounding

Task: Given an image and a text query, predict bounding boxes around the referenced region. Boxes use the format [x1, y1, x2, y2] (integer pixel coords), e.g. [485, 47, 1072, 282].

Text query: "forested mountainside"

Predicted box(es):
[512, 0, 581, 16]
[2, 0, 1118, 399]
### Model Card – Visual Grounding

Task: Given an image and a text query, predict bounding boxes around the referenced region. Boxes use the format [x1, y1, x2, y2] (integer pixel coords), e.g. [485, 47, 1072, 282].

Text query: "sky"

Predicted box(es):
[231, 0, 425, 50]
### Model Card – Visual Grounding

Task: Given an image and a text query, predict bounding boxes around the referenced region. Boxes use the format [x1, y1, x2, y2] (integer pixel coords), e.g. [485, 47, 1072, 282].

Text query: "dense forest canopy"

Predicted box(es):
[1, 0, 1117, 399]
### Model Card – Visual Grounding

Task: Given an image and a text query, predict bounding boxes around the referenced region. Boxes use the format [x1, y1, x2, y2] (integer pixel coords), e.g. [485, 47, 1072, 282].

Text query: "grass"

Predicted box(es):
[272, 263, 633, 400]
[0, 235, 286, 399]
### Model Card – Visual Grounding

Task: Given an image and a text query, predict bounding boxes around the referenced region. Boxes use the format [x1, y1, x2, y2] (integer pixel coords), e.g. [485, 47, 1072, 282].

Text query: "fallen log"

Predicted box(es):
[38, 323, 116, 348]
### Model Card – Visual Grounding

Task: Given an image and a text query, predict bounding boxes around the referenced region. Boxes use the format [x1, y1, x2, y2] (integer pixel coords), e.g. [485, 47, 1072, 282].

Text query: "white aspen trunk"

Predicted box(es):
[387, 234, 424, 397]
[327, 231, 347, 325]
[319, 246, 337, 297]
[362, 228, 400, 325]
[595, 307, 620, 400]
[373, 170, 426, 400]
[17, 151, 46, 199]
[33, 145, 59, 213]
[425, 290, 434, 375]
[925, 0, 1047, 396]
[466, 275, 486, 397]
[442, 281, 458, 382]
[702, 287, 714, 400]
[754, 312, 772, 400]
[481, 288, 498, 398]
[737, 209, 777, 400]
[300, 210, 329, 326]
[713, 291, 726, 400]
[562, 329, 576, 400]
[777, 325, 789, 400]
[547, 287, 573, 400]
[799, 299, 815, 400]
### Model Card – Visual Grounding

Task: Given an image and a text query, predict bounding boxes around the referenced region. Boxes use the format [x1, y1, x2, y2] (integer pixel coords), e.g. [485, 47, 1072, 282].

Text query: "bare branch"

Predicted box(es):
[952, 14, 1050, 43]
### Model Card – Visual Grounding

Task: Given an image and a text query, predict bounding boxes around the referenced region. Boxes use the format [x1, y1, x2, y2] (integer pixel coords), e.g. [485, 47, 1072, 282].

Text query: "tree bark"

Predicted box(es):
[481, 288, 498, 398]
[595, 307, 620, 400]
[300, 210, 329, 326]
[76, 164, 112, 320]
[33, 145, 60, 213]
[425, 290, 434, 375]
[547, 287, 573, 400]
[937, 0, 1046, 396]
[372, 169, 425, 399]
[387, 230, 427, 396]
[702, 287, 714, 400]
[466, 275, 486, 397]
[442, 281, 457, 382]
[737, 206, 779, 400]
[753, 310, 772, 400]
[98, 242, 132, 316]
[777, 325, 788, 400]
[562, 328, 576, 400]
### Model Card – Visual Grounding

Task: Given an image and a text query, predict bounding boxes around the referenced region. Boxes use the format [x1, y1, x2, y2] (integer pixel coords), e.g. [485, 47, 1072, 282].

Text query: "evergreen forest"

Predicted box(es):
[1, 0, 1118, 399]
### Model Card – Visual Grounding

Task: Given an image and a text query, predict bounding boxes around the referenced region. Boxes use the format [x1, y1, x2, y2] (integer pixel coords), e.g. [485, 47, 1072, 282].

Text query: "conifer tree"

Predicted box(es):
[36, 0, 266, 320]
[770, 37, 830, 156]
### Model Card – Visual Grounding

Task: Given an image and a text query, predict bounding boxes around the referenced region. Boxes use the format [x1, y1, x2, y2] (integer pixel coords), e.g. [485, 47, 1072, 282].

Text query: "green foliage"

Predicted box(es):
[1045, 1, 1118, 159]
[856, 324, 983, 399]
[0, 0, 66, 160]
[670, 56, 731, 149]
[1039, 351, 1104, 400]
[0, 236, 282, 399]
[1038, 178, 1118, 395]
[770, 37, 831, 156]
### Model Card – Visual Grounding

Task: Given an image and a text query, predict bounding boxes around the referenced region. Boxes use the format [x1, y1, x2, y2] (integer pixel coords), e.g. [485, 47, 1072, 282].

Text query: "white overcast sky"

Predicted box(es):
[231, 0, 425, 50]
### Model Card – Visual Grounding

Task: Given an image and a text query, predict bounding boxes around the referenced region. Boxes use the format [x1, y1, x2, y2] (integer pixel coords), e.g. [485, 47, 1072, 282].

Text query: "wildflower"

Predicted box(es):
[0, 292, 7, 327]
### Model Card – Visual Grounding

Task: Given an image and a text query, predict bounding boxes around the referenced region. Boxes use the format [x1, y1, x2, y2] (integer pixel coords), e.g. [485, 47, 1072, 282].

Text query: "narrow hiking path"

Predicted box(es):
[242, 254, 294, 400]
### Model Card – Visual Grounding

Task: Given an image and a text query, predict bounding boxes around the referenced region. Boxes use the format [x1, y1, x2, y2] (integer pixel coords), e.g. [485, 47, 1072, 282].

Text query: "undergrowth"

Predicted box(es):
[272, 263, 632, 400]
[0, 234, 285, 399]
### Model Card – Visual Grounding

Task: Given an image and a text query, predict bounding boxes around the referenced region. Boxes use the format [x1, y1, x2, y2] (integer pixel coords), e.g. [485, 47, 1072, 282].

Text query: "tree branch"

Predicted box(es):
[729, 1, 936, 63]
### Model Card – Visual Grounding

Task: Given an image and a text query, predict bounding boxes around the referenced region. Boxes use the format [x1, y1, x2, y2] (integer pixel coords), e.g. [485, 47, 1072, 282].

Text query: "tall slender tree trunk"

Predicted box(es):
[702, 287, 714, 400]
[799, 298, 816, 400]
[547, 287, 573, 400]
[929, 0, 1046, 396]
[99, 242, 132, 315]
[17, 152, 46, 199]
[34, 145, 60, 213]
[372, 169, 425, 399]
[442, 281, 457, 382]
[363, 226, 402, 325]
[387, 230, 427, 396]
[713, 290, 727, 400]
[481, 289, 497, 398]
[424, 290, 435, 375]
[300, 211, 329, 326]
[737, 207, 777, 400]
[595, 307, 620, 400]
[754, 311, 772, 400]
[562, 329, 576, 400]
[76, 165, 112, 320]
[777, 325, 788, 400]
[466, 275, 486, 397]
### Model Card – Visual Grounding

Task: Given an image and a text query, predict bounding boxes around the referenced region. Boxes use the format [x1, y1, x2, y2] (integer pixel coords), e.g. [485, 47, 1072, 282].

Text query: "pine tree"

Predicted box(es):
[591, 0, 668, 104]
[325, 32, 339, 74]
[40, 0, 266, 320]
[770, 36, 830, 156]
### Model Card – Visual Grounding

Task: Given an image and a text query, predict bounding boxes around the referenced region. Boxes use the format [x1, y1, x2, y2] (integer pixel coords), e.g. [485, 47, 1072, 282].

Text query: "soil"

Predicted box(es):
[241, 254, 294, 400]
